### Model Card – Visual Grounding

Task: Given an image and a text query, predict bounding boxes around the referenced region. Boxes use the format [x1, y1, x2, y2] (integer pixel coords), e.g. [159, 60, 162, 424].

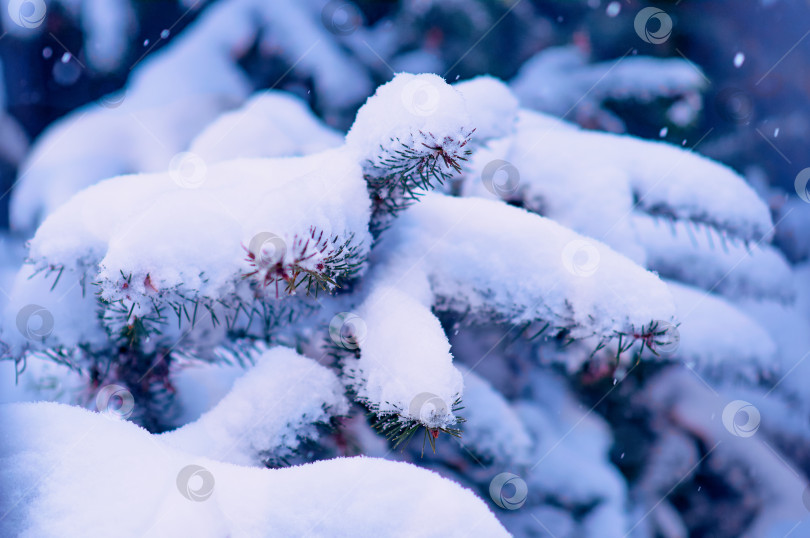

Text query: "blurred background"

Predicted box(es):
[2, 0, 810, 238]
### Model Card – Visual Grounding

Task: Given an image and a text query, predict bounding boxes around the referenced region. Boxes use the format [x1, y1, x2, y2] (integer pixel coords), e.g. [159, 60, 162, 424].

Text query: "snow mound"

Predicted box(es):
[189, 91, 344, 163]
[0, 401, 508, 537]
[162, 346, 349, 466]
[27, 148, 371, 315]
[346, 72, 471, 166]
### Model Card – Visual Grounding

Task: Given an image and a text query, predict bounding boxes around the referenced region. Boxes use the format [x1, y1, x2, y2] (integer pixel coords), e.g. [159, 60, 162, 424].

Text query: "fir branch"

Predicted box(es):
[365, 130, 474, 236]
[242, 228, 365, 297]
[364, 397, 466, 456]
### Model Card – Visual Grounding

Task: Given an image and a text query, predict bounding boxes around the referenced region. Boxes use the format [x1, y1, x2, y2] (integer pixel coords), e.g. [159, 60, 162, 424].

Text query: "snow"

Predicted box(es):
[635, 214, 793, 301]
[2, 0, 133, 73]
[189, 91, 344, 163]
[347, 281, 463, 428]
[388, 193, 676, 341]
[1, 24, 801, 534]
[505, 121, 773, 243]
[735, 263, 810, 398]
[461, 105, 774, 279]
[666, 280, 777, 370]
[0, 354, 86, 405]
[456, 366, 532, 464]
[252, 0, 372, 110]
[339, 188, 677, 427]
[9, 0, 255, 232]
[166, 359, 249, 426]
[639, 368, 808, 537]
[340, 192, 676, 422]
[511, 46, 706, 132]
[2, 262, 107, 360]
[453, 76, 519, 142]
[9, 0, 374, 234]
[161, 347, 348, 466]
[23, 148, 371, 337]
[505, 370, 628, 537]
[0, 401, 509, 537]
[80, 0, 137, 72]
[346, 72, 471, 168]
